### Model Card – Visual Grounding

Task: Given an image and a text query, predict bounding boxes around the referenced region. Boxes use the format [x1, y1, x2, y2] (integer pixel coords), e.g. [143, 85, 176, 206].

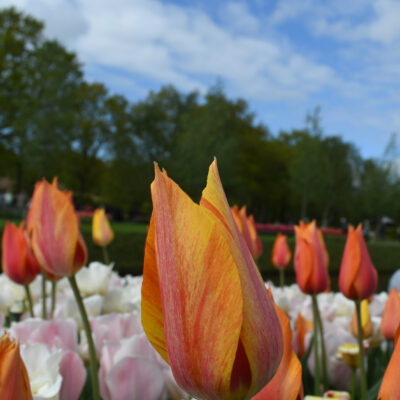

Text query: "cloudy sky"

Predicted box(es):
[5, 0, 400, 158]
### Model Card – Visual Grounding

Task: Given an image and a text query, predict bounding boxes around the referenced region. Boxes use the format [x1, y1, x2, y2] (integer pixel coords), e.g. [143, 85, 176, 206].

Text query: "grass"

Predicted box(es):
[0, 218, 398, 292]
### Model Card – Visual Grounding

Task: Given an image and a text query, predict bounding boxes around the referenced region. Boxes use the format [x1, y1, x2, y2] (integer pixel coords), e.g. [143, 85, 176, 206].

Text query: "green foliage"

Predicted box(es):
[2, 7, 400, 229]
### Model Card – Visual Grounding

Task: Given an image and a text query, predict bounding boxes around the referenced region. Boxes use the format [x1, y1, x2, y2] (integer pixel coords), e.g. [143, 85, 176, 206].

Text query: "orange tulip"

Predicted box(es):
[338, 224, 377, 301]
[28, 178, 87, 277]
[380, 288, 400, 341]
[2, 222, 41, 285]
[0, 333, 33, 399]
[294, 221, 329, 295]
[141, 160, 283, 400]
[252, 298, 303, 400]
[271, 233, 291, 269]
[231, 205, 263, 259]
[293, 312, 313, 359]
[378, 329, 400, 399]
[92, 208, 114, 247]
[350, 299, 373, 339]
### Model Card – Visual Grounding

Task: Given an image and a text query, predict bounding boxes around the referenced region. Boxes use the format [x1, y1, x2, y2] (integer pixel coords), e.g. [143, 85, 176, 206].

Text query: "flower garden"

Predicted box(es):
[0, 160, 399, 400]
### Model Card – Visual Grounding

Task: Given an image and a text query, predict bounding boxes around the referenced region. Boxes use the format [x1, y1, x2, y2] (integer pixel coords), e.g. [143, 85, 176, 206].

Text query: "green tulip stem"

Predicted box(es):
[355, 300, 367, 400]
[312, 295, 321, 396]
[279, 269, 285, 288]
[102, 245, 110, 265]
[68, 274, 100, 400]
[313, 294, 328, 391]
[351, 368, 356, 400]
[24, 284, 34, 317]
[50, 281, 57, 318]
[41, 271, 47, 319]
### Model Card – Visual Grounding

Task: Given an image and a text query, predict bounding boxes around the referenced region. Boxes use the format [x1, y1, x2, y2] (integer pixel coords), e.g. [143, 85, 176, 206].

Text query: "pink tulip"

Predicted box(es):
[59, 350, 86, 400]
[11, 318, 78, 352]
[99, 333, 185, 400]
[90, 312, 143, 356]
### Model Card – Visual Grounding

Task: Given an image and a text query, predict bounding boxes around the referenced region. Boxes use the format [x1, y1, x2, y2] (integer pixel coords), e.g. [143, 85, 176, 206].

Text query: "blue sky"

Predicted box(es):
[6, 0, 400, 158]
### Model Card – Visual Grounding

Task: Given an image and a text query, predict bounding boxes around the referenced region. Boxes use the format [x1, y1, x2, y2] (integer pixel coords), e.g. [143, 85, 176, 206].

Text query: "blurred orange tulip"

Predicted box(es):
[294, 221, 329, 295]
[28, 178, 87, 277]
[338, 224, 377, 301]
[271, 233, 291, 269]
[92, 208, 114, 247]
[293, 312, 313, 359]
[380, 288, 400, 341]
[231, 205, 263, 259]
[378, 329, 400, 399]
[0, 333, 33, 399]
[252, 298, 303, 400]
[142, 160, 283, 400]
[2, 222, 41, 285]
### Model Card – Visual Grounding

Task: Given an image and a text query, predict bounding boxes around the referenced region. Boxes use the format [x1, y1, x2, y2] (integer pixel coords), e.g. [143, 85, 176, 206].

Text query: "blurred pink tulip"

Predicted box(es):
[59, 350, 86, 400]
[11, 318, 78, 352]
[99, 333, 186, 400]
[90, 312, 142, 356]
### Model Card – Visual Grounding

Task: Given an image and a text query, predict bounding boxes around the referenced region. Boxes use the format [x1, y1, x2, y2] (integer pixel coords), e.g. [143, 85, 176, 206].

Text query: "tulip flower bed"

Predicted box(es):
[77, 225, 400, 292]
[3, 161, 400, 400]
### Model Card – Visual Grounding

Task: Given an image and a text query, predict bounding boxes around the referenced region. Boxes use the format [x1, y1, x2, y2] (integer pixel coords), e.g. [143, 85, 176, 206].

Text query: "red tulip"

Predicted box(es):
[2, 222, 41, 285]
[142, 160, 283, 400]
[271, 233, 291, 269]
[28, 178, 87, 277]
[294, 221, 329, 295]
[338, 224, 377, 301]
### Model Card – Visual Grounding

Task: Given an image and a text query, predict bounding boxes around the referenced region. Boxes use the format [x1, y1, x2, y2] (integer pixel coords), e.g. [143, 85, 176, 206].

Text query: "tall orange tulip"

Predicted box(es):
[2, 222, 40, 285]
[338, 224, 377, 301]
[28, 178, 87, 277]
[92, 208, 114, 247]
[252, 298, 303, 400]
[294, 221, 329, 295]
[0, 333, 33, 399]
[380, 288, 400, 341]
[142, 160, 283, 400]
[272, 233, 291, 269]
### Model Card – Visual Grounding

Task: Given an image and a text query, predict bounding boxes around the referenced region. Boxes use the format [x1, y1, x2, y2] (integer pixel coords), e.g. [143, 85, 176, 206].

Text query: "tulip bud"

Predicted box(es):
[271, 233, 291, 269]
[380, 288, 400, 341]
[2, 222, 41, 285]
[339, 224, 377, 301]
[28, 178, 87, 277]
[294, 221, 329, 295]
[142, 160, 283, 400]
[92, 208, 114, 247]
[351, 300, 373, 339]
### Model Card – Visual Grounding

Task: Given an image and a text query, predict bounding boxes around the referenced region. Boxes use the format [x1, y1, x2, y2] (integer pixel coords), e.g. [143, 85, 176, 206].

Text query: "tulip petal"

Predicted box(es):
[141, 214, 168, 363]
[148, 165, 244, 399]
[252, 304, 303, 400]
[378, 337, 400, 399]
[59, 351, 86, 400]
[200, 160, 283, 397]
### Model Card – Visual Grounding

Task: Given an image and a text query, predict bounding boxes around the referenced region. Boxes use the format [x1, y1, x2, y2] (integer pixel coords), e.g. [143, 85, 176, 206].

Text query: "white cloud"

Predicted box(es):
[3, 0, 336, 101]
